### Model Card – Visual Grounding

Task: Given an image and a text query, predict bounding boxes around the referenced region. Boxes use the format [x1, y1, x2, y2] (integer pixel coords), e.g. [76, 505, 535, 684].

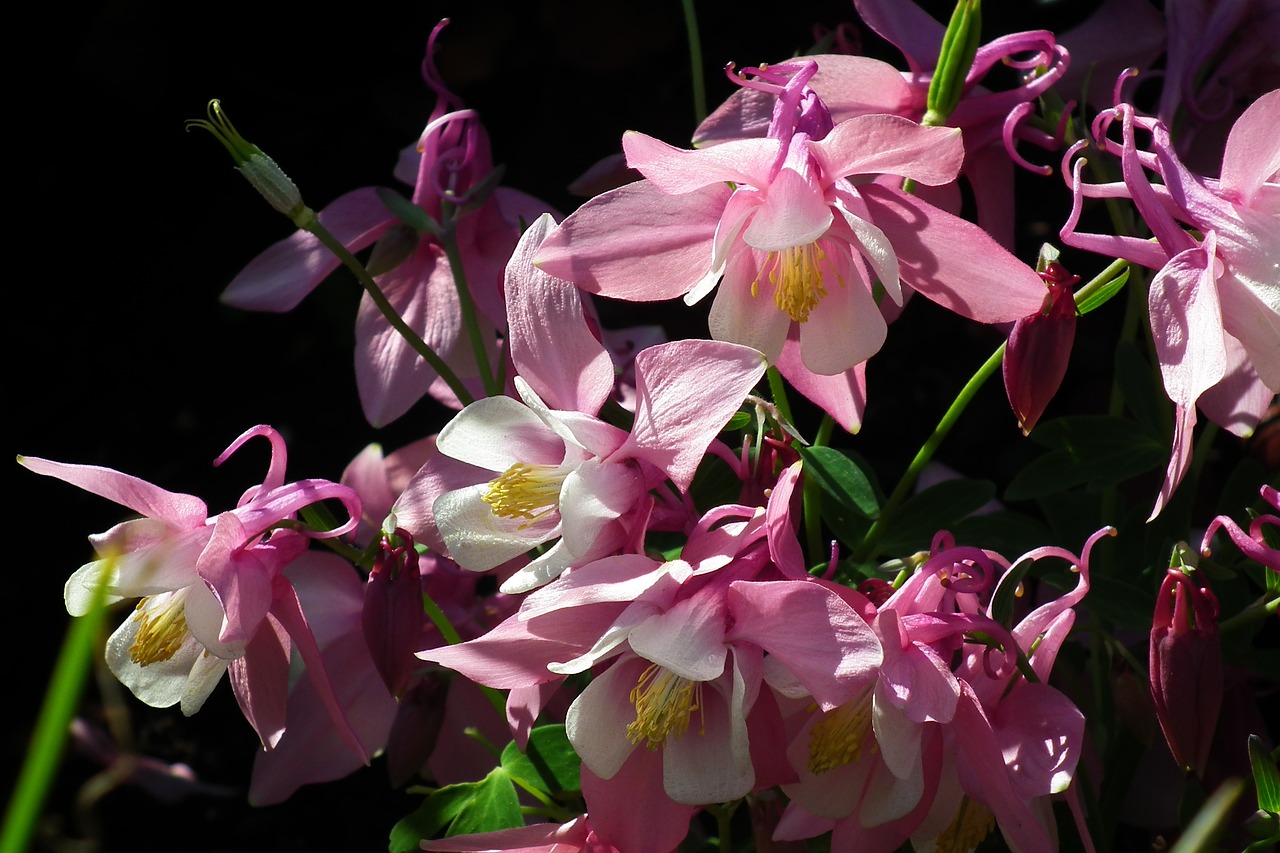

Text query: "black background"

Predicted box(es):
[11, 1, 1187, 851]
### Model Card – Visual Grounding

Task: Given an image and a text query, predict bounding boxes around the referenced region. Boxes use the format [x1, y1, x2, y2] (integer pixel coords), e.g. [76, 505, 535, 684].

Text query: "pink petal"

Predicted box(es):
[534, 181, 731, 300]
[1219, 89, 1280, 206]
[775, 334, 868, 433]
[506, 214, 614, 415]
[814, 117, 963, 187]
[707, 250, 792, 364]
[615, 340, 767, 491]
[19, 456, 207, 528]
[623, 131, 782, 193]
[223, 187, 396, 312]
[860, 184, 1047, 322]
[727, 579, 881, 710]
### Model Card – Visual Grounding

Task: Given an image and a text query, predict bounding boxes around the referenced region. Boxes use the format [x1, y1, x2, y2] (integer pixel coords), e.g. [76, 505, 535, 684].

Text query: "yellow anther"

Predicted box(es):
[482, 462, 564, 522]
[129, 593, 190, 666]
[751, 242, 842, 322]
[935, 796, 996, 853]
[808, 690, 874, 774]
[627, 664, 704, 750]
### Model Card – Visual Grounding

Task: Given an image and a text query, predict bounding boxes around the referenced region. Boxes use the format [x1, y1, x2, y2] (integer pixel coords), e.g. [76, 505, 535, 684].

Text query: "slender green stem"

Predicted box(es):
[765, 366, 793, 426]
[1219, 593, 1280, 635]
[2, 562, 113, 853]
[301, 210, 476, 406]
[853, 343, 1005, 561]
[439, 223, 502, 397]
[680, 0, 707, 125]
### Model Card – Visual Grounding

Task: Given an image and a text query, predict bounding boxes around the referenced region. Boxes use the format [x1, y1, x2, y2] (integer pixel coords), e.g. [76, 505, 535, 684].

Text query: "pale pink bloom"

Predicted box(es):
[537, 62, 1046, 430]
[1062, 89, 1280, 517]
[222, 21, 549, 426]
[20, 426, 366, 760]
[397, 215, 767, 593]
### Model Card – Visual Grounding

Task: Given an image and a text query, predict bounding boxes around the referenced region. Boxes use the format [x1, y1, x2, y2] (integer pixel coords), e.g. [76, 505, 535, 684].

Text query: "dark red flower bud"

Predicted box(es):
[363, 529, 424, 699]
[1148, 567, 1222, 776]
[1003, 262, 1079, 436]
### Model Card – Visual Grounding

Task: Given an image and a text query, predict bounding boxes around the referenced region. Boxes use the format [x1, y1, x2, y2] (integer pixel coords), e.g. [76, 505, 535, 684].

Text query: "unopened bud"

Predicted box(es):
[187, 99, 306, 220]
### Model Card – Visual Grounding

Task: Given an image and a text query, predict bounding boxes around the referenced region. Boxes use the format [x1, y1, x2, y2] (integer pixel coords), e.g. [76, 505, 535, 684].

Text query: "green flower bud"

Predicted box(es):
[187, 100, 306, 221]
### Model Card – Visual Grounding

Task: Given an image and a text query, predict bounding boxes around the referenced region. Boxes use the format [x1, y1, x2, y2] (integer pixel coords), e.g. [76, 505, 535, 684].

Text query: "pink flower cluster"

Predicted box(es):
[18, 3, 1279, 853]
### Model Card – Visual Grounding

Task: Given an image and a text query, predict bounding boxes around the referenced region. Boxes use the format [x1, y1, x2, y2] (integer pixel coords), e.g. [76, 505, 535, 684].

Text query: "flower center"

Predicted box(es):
[482, 462, 565, 522]
[935, 796, 995, 853]
[627, 663, 704, 749]
[807, 689, 874, 774]
[129, 592, 190, 666]
[752, 242, 840, 323]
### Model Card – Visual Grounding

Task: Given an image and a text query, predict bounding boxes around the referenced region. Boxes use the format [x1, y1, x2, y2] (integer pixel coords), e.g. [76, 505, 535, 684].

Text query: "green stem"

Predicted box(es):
[804, 415, 837, 568]
[853, 343, 1005, 561]
[1218, 593, 1280, 635]
[1, 563, 113, 853]
[439, 222, 502, 398]
[680, 0, 707, 125]
[300, 210, 476, 406]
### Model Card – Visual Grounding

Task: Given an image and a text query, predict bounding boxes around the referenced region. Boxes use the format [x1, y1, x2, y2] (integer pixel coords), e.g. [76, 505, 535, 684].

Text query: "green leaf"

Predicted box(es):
[989, 556, 1035, 629]
[448, 771, 523, 836]
[389, 773, 523, 853]
[877, 479, 997, 556]
[1114, 339, 1167, 438]
[795, 445, 880, 519]
[1250, 734, 1280, 814]
[1006, 415, 1166, 501]
[1169, 778, 1245, 853]
[500, 724, 581, 797]
[1077, 265, 1129, 315]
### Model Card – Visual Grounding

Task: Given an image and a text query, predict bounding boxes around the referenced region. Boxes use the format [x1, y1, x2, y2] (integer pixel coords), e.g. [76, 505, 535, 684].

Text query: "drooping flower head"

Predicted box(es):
[20, 426, 367, 760]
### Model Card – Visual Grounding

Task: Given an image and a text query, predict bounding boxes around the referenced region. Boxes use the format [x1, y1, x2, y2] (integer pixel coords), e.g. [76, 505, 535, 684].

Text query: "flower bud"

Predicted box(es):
[187, 100, 307, 221]
[362, 529, 425, 698]
[1003, 258, 1078, 435]
[1149, 564, 1222, 777]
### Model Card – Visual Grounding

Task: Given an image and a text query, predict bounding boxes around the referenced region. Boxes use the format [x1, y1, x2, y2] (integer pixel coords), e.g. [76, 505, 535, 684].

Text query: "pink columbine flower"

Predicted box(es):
[19, 426, 367, 760]
[222, 20, 549, 425]
[395, 214, 767, 593]
[1149, 566, 1223, 777]
[1003, 259, 1080, 435]
[536, 61, 1046, 430]
[1062, 88, 1280, 518]
[1201, 485, 1280, 570]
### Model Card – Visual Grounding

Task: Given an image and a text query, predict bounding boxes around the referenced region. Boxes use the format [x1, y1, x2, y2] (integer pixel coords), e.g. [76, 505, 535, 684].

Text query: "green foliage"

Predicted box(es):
[878, 478, 997, 555]
[1005, 415, 1166, 501]
[390, 726, 582, 853]
[795, 444, 881, 519]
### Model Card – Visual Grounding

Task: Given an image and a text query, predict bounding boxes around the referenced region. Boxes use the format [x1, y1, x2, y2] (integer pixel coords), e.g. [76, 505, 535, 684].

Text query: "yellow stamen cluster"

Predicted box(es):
[129, 594, 190, 666]
[807, 691, 874, 774]
[751, 242, 841, 323]
[626, 664, 704, 750]
[482, 462, 564, 522]
[935, 796, 996, 853]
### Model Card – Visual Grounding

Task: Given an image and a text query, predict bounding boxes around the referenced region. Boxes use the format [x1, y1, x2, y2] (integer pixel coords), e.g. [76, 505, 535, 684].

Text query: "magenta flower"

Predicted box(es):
[1201, 484, 1280, 570]
[222, 20, 549, 425]
[536, 61, 1046, 427]
[20, 426, 366, 760]
[1062, 89, 1280, 517]
[1149, 567, 1223, 777]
